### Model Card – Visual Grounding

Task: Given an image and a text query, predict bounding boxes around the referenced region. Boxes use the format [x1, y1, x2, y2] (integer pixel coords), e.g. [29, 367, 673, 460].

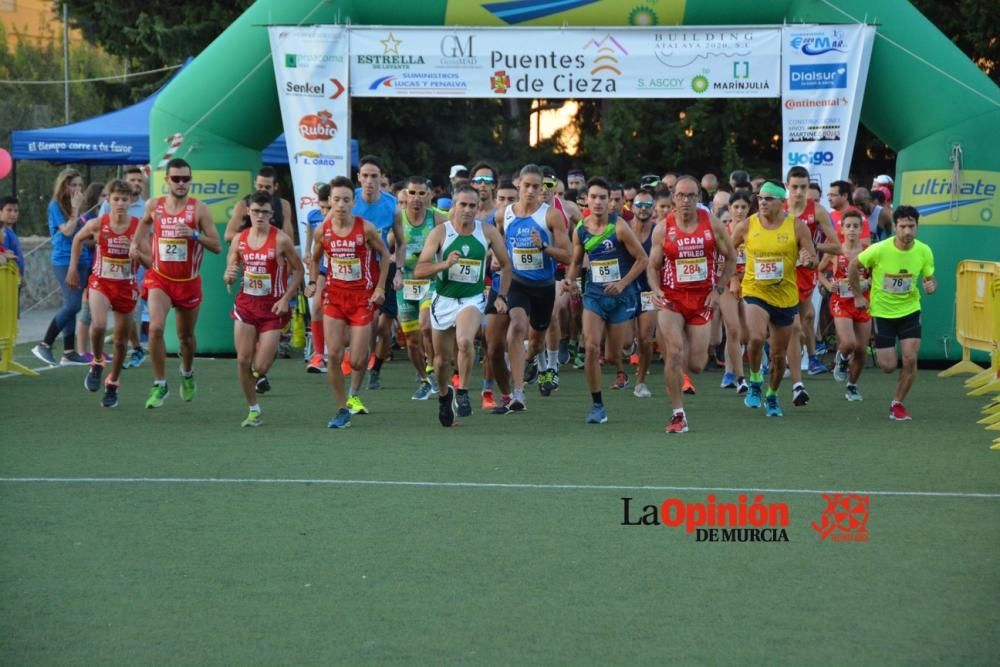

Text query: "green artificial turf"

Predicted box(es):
[2, 351, 998, 665]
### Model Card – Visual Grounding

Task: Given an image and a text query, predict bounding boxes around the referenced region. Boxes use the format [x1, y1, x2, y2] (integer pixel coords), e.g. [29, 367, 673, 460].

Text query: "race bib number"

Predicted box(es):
[331, 257, 362, 282]
[100, 257, 132, 281]
[448, 258, 481, 284]
[755, 257, 784, 282]
[883, 273, 913, 294]
[640, 291, 656, 312]
[676, 257, 708, 283]
[837, 280, 854, 298]
[243, 271, 272, 297]
[513, 247, 544, 271]
[590, 259, 621, 284]
[402, 278, 430, 301]
[158, 237, 187, 262]
[736, 247, 746, 265]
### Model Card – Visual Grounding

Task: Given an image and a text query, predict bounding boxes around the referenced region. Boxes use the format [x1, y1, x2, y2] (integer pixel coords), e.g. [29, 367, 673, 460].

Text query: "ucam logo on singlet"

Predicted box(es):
[901, 169, 1000, 226]
[154, 170, 251, 223]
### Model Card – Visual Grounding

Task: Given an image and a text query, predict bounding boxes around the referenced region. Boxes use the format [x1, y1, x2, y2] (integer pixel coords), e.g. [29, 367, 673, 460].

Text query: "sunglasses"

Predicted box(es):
[542, 180, 558, 190]
[471, 176, 495, 185]
[248, 208, 273, 216]
[632, 201, 654, 209]
[407, 189, 428, 197]
[169, 175, 192, 184]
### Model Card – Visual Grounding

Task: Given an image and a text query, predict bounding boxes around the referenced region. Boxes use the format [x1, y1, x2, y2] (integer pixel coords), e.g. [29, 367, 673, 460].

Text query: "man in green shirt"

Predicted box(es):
[849, 205, 937, 421]
[415, 186, 511, 427]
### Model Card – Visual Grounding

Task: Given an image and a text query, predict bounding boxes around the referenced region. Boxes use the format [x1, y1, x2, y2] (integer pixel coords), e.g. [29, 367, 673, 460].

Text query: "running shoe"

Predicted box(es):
[101, 382, 119, 408]
[807, 355, 828, 375]
[328, 408, 352, 429]
[792, 383, 810, 407]
[538, 369, 554, 396]
[367, 369, 381, 390]
[572, 351, 585, 370]
[612, 371, 629, 390]
[550, 369, 560, 392]
[815, 341, 829, 355]
[736, 377, 749, 395]
[744, 381, 763, 409]
[340, 353, 352, 376]
[633, 382, 652, 398]
[346, 395, 369, 415]
[84, 364, 103, 392]
[720, 371, 737, 389]
[558, 339, 570, 366]
[833, 352, 849, 382]
[491, 394, 513, 415]
[412, 380, 433, 401]
[427, 371, 439, 395]
[61, 351, 89, 366]
[586, 403, 608, 424]
[845, 384, 863, 402]
[481, 389, 496, 410]
[306, 353, 326, 374]
[145, 383, 169, 409]
[255, 375, 271, 394]
[31, 344, 56, 366]
[509, 389, 527, 412]
[241, 409, 263, 427]
[665, 413, 689, 434]
[180, 373, 197, 401]
[451, 372, 461, 390]
[524, 359, 539, 385]
[455, 389, 472, 417]
[123, 347, 145, 369]
[682, 374, 696, 395]
[438, 387, 456, 427]
[765, 394, 784, 417]
[889, 402, 912, 421]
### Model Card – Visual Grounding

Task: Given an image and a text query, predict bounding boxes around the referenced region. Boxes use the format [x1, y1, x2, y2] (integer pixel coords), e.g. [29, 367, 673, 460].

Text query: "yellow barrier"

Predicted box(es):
[940, 260, 1000, 377]
[0, 262, 38, 376]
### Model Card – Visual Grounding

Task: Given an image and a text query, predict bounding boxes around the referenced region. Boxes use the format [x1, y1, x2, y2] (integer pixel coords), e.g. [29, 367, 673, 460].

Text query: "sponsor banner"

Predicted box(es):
[349, 27, 781, 99]
[153, 170, 251, 223]
[781, 25, 875, 188]
[269, 26, 350, 251]
[900, 170, 999, 226]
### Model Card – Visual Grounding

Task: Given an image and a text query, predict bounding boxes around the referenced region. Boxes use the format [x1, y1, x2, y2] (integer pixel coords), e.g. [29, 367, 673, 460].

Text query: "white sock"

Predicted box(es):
[546, 349, 560, 371]
[250, 404, 260, 413]
[535, 352, 546, 370]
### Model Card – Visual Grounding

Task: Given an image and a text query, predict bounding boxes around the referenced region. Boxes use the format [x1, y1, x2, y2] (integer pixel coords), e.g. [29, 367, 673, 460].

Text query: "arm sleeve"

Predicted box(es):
[47, 201, 69, 237]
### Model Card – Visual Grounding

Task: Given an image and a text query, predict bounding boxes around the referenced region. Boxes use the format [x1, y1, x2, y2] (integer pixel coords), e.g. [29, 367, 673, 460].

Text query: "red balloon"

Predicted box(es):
[0, 148, 11, 180]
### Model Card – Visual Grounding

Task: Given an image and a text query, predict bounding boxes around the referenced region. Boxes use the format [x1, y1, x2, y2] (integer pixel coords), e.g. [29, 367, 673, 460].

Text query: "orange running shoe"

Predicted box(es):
[481, 389, 496, 410]
[341, 352, 352, 376]
[682, 374, 696, 395]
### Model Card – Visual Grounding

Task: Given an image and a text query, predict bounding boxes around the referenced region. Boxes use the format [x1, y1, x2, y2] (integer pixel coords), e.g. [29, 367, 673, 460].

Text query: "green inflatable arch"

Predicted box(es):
[153, 0, 1000, 360]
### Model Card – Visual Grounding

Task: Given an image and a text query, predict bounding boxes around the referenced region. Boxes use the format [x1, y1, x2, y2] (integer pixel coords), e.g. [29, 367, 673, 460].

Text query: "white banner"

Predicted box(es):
[268, 26, 350, 251]
[780, 25, 876, 190]
[349, 27, 781, 99]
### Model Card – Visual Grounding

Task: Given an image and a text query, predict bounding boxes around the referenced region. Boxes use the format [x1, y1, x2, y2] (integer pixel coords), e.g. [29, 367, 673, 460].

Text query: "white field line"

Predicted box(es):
[0, 477, 997, 499]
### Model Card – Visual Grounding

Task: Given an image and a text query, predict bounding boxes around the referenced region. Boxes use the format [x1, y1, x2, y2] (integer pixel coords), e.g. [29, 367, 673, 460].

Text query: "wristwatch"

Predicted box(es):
[539, 240, 548, 251]
[714, 285, 725, 294]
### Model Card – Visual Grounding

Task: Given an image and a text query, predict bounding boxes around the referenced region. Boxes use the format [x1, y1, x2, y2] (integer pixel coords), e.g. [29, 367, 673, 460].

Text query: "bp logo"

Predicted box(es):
[628, 6, 658, 26]
[691, 75, 709, 94]
[982, 208, 993, 223]
[461, 244, 470, 256]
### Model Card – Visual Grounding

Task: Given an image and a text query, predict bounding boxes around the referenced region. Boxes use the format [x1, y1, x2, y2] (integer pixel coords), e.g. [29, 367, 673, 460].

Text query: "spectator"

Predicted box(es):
[0, 196, 24, 276]
[32, 169, 92, 366]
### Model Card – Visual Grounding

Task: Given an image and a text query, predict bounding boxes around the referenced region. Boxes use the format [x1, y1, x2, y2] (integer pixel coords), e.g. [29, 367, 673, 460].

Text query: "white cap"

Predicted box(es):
[874, 174, 894, 186]
[449, 164, 468, 179]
